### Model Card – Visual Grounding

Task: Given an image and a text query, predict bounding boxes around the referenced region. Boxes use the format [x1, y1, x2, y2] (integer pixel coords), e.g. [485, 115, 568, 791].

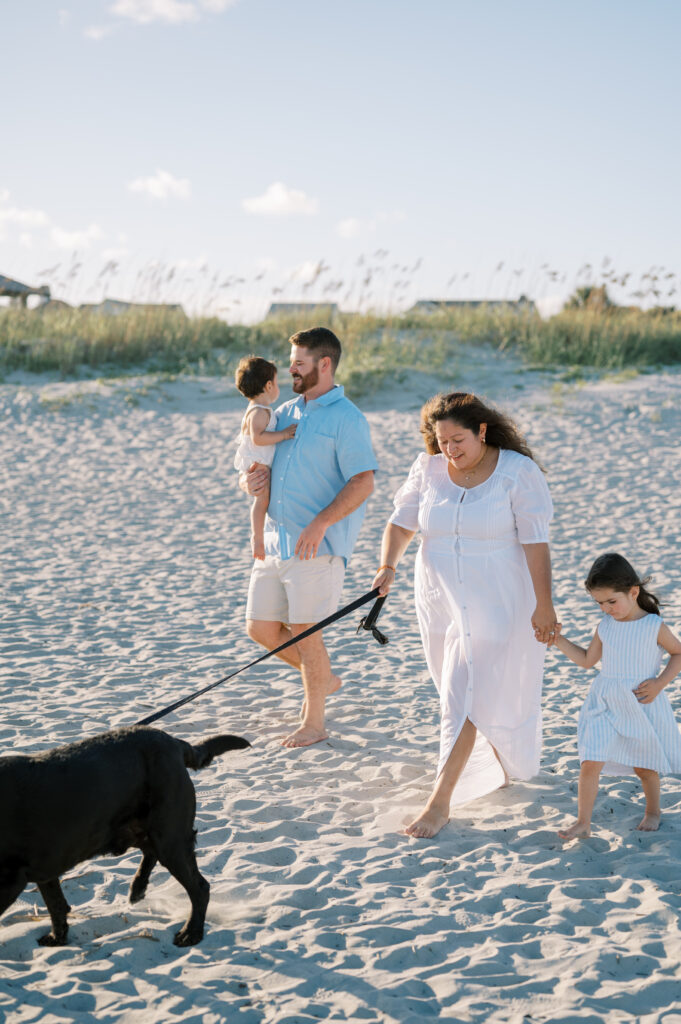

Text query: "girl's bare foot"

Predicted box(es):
[281, 724, 328, 748]
[558, 820, 591, 840]
[636, 812, 661, 831]
[404, 805, 449, 839]
[300, 674, 342, 721]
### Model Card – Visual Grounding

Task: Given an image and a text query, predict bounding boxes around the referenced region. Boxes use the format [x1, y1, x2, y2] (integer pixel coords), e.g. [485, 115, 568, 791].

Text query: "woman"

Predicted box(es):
[373, 392, 557, 838]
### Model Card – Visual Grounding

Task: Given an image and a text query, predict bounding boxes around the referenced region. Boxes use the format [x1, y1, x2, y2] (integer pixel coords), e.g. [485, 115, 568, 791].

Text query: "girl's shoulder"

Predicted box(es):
[596, 614, 612, 638]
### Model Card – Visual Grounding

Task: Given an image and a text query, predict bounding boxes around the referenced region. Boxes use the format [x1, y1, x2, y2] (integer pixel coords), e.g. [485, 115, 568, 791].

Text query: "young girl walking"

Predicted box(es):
[551, 552, 681, 839]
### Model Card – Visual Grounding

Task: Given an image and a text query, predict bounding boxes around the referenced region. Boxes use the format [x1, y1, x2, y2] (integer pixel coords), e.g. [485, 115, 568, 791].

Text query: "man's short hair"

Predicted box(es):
[289, 327, 341, 370]
[235, 355, 277, 399]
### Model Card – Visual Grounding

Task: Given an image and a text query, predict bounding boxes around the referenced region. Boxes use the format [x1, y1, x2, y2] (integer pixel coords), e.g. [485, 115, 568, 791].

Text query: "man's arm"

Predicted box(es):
[294, 471, 375, 560]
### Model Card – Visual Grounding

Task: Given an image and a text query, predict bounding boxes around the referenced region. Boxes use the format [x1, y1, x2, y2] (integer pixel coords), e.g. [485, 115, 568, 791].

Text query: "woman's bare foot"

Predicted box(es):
[558, 820, 591, 840]
[281, 724, 328, 748]
[300, 674, 342, 721]
[636, 811, 661, 831]
[403, 805, 449, 839]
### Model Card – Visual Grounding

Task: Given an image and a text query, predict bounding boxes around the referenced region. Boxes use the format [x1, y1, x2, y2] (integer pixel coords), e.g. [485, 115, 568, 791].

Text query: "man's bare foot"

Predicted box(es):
[252, 537, 265, 560]
[300, 674, 342, 721]
[281, 725, 328, 748]
[636, 811, 661, 831]
[558, 820, 591, 840]
[403, 806, 449, 839]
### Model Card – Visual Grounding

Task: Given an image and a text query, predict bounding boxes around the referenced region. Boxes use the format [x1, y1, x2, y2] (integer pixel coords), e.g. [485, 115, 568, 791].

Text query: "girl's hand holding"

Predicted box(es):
[284, 423, 297, 439]
[543, 622, 562, 647]
[633, 677, 665, 704]
[372, 565, 396, 596]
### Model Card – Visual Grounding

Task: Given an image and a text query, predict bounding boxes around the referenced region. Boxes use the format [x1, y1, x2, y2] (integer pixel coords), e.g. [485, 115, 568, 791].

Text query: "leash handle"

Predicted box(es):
[357, 594, 389, 646]
[136, 586, 382, 727]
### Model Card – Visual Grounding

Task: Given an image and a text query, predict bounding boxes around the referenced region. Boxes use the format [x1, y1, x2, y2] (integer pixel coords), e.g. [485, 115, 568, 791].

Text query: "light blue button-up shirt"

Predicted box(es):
[264, 385, 377, 564]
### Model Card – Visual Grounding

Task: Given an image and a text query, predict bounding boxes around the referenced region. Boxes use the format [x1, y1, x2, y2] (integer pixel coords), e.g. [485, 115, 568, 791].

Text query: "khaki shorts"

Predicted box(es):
[246, 554, 345, 625]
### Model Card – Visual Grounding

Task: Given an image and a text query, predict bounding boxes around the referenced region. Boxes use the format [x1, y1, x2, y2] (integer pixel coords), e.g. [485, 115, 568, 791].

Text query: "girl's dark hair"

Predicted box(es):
[235, 356, 277, 399]
[585, 552, 661, 614]
[420, 391, 541, 465]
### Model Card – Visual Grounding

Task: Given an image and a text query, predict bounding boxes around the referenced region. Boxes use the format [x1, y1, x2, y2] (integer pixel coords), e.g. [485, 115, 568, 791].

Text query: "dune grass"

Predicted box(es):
[1, 302, 680, 386]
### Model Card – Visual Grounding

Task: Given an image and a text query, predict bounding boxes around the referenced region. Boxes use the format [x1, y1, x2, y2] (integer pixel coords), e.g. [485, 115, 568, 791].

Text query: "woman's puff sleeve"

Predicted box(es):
[510, 456, 553, 544]
[388, 452, 428, 532]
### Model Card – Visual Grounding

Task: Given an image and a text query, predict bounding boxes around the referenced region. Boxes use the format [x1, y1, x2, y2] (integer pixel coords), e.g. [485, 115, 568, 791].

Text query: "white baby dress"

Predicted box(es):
[234, 404, 277, 472]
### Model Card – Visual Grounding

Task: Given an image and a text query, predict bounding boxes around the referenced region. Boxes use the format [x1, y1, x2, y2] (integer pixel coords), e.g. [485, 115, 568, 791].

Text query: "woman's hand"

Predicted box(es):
[372, 566, 396, 596]
[532, 601, 559, 644]
[633, 677, 665, 704]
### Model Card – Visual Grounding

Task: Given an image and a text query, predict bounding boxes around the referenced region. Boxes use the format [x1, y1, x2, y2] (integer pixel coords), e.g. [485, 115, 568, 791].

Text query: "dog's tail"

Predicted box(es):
[181, 735, 251, 770]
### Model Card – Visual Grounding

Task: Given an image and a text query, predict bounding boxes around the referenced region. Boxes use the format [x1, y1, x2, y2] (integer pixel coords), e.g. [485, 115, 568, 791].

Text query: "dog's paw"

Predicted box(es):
[37, 931, 68, 947]
[129, 881, 147, 904]
[173, 925, 204, 947]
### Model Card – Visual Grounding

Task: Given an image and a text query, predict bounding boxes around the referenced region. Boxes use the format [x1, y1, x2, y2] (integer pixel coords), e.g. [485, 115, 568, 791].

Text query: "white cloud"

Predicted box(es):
[199, 0, 238, 10]
[101, 246, 129, 262]
[128, 169, 191, 200]
[19, 233, 33, 248]
[336, 209, 406, 239]
[243, 182, 319, 217]
[0, 188, 9, 203]
[0, 205, 50, 228]
[58, 9, 71, 26]
[110, 0, 198, 24]
[108, 0, 237, 25]
[51, 223, 103, 250]
[336, 217, 365, 239]
[84, 24, 115, 40]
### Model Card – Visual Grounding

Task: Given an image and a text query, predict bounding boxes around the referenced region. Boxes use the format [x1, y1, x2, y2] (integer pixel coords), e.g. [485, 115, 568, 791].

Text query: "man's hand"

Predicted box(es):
[295, 517, 327, 560]
[633, 677, 665, 704]
[240, 463, 269, 496]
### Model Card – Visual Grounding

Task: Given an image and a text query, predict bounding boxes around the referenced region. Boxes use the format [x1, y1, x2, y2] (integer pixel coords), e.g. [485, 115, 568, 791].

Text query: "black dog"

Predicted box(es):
[0, 726, 250, 947]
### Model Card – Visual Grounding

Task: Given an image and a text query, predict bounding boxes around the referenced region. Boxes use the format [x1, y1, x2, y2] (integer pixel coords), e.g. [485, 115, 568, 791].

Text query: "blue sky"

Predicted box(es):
[2, 0, 680, 319]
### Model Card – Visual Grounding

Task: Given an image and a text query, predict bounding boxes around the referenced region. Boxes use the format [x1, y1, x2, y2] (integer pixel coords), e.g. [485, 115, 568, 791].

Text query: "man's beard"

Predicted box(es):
[291, 365, 319, 393]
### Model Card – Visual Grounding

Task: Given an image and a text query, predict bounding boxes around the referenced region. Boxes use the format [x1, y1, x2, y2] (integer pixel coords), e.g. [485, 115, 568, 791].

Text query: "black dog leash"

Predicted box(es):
[137, 588, 389, 727]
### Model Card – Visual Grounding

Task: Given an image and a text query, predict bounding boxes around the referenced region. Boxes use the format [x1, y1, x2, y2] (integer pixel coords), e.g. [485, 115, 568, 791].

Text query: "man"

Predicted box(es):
[242, 327, 377, 748]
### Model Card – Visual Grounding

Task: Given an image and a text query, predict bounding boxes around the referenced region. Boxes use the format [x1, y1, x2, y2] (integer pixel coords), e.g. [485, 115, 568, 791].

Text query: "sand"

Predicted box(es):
[1, 349, 681, 1023]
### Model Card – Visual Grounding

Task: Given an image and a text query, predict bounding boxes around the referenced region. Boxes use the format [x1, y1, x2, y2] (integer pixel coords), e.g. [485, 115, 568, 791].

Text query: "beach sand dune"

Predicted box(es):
[1, 356, 680, 1023]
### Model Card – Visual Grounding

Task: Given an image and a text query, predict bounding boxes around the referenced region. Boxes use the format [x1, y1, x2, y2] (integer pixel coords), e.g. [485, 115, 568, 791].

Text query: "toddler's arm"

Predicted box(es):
[552, 626, 602, 669]
[247, 408, 297, 446]
[633, 623, 681, 704]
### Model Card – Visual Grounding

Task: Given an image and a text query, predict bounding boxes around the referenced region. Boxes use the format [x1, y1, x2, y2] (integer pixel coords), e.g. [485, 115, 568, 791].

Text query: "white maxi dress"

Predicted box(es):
[390, 448, 553, 806]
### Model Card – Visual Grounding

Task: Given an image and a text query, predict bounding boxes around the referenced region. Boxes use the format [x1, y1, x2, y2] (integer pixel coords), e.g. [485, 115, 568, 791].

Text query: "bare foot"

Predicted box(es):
[558, 820, 591, 840]
[636, 812, 661, 831]
[403, 806, 449, 839]
[252, 537, 265, 560]
[281, 725, 328, 748]
[300, 674, 343, 721]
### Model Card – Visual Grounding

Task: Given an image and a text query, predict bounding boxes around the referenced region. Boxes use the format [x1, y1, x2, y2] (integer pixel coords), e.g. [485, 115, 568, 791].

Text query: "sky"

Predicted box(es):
[1, 0, 680, 320]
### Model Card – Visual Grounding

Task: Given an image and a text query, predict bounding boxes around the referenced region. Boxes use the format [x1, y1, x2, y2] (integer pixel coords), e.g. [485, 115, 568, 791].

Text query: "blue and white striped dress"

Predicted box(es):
[578, 613, 681, 775]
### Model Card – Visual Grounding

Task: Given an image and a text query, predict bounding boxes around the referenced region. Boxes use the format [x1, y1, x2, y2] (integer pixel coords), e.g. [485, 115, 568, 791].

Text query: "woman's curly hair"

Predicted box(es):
[420, 392, 540, 464]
